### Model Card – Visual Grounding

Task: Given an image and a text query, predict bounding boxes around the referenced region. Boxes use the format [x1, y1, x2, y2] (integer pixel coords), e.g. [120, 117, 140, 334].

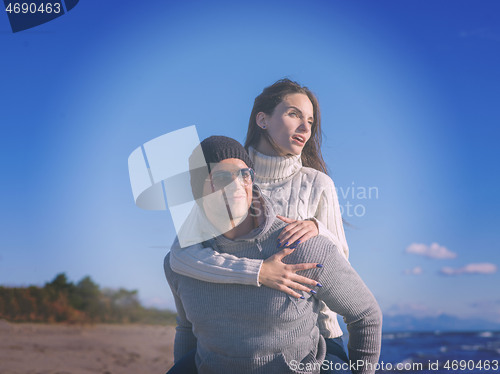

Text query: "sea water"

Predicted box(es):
[375, 331, 500, 373]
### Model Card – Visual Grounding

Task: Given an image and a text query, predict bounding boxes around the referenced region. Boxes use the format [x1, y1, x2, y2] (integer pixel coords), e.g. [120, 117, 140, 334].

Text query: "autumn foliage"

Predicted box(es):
[0, 273, 176, 324]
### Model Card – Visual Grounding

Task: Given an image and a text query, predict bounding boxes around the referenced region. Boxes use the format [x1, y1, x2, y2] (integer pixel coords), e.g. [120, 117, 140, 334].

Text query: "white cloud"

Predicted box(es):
[405, 242, 457, 259]
[440, 263, 497, 276]
[403, 266, 423, 275]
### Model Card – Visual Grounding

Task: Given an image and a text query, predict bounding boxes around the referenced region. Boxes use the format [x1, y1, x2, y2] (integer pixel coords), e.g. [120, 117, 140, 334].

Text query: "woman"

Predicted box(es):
[169, 79, 351, 368]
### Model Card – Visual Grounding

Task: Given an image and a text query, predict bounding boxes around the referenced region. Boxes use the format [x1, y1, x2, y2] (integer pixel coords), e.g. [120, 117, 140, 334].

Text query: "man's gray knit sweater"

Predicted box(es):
[164, 197, 382, 374]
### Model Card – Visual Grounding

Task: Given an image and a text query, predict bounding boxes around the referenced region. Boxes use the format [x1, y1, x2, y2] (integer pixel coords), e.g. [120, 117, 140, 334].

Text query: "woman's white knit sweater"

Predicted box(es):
[169, 146, 349, 337]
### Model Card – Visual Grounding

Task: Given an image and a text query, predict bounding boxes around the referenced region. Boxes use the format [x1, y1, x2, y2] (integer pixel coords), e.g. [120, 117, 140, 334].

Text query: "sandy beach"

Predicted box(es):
[0, 320, 175, 374]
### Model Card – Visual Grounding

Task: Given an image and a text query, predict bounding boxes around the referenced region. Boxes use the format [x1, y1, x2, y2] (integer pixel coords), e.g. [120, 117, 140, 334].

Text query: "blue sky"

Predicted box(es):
[1, 0, 499, 323]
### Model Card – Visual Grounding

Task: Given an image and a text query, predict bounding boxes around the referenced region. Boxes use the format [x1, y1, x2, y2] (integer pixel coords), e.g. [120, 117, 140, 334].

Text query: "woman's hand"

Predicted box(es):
[276, 215, 319, 248]
[258, 247, 322, 299]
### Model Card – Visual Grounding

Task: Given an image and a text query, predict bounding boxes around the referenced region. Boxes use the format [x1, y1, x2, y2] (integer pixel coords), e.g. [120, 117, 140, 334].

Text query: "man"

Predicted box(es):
[164, 136, 382, 374]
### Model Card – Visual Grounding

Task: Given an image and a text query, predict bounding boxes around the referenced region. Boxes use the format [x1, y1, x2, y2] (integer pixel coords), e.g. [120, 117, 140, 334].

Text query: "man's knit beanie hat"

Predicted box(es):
[189, 136, 254, 200]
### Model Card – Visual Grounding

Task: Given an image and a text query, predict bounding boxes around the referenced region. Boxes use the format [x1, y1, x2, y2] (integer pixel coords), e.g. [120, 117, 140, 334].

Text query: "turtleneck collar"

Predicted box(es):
[248, 146, 302, 183]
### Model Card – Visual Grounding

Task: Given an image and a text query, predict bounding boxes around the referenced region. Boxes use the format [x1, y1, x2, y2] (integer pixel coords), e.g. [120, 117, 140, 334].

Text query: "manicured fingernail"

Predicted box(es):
[310, 290, 317, 294]
[296, 240, 301, 245]
[316, 264, 323, 268]
[300, 296, 305, 299]
[285, 241, 289, 247]
[316, 283, 323, 287]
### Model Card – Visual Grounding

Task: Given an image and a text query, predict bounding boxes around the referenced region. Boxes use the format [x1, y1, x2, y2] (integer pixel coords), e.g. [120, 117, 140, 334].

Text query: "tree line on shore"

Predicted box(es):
[0, 273, 176, 324]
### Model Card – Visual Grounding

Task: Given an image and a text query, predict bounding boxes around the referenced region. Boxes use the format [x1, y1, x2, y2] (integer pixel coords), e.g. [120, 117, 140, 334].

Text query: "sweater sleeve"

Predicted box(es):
[169, 237, 263, 287]
[313, 176, 350, 260]
[305, 245, 382, 374]
[164, 254, 197, 362]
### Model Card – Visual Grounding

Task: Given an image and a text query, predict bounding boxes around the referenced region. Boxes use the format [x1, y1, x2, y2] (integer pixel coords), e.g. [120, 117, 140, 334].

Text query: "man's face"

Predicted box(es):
[201, 158, 254, 231]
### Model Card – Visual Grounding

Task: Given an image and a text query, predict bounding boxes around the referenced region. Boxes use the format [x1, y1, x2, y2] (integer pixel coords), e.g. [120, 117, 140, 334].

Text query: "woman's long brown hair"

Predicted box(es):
[244, 79, 327, 174]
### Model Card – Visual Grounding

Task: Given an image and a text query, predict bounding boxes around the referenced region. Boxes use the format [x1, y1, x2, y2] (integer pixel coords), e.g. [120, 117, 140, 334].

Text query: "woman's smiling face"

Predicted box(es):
[256, 93, 314, 156]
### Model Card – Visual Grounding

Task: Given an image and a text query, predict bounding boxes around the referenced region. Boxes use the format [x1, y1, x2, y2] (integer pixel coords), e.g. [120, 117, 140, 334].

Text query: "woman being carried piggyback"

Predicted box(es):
[170, 79, 358, 370]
